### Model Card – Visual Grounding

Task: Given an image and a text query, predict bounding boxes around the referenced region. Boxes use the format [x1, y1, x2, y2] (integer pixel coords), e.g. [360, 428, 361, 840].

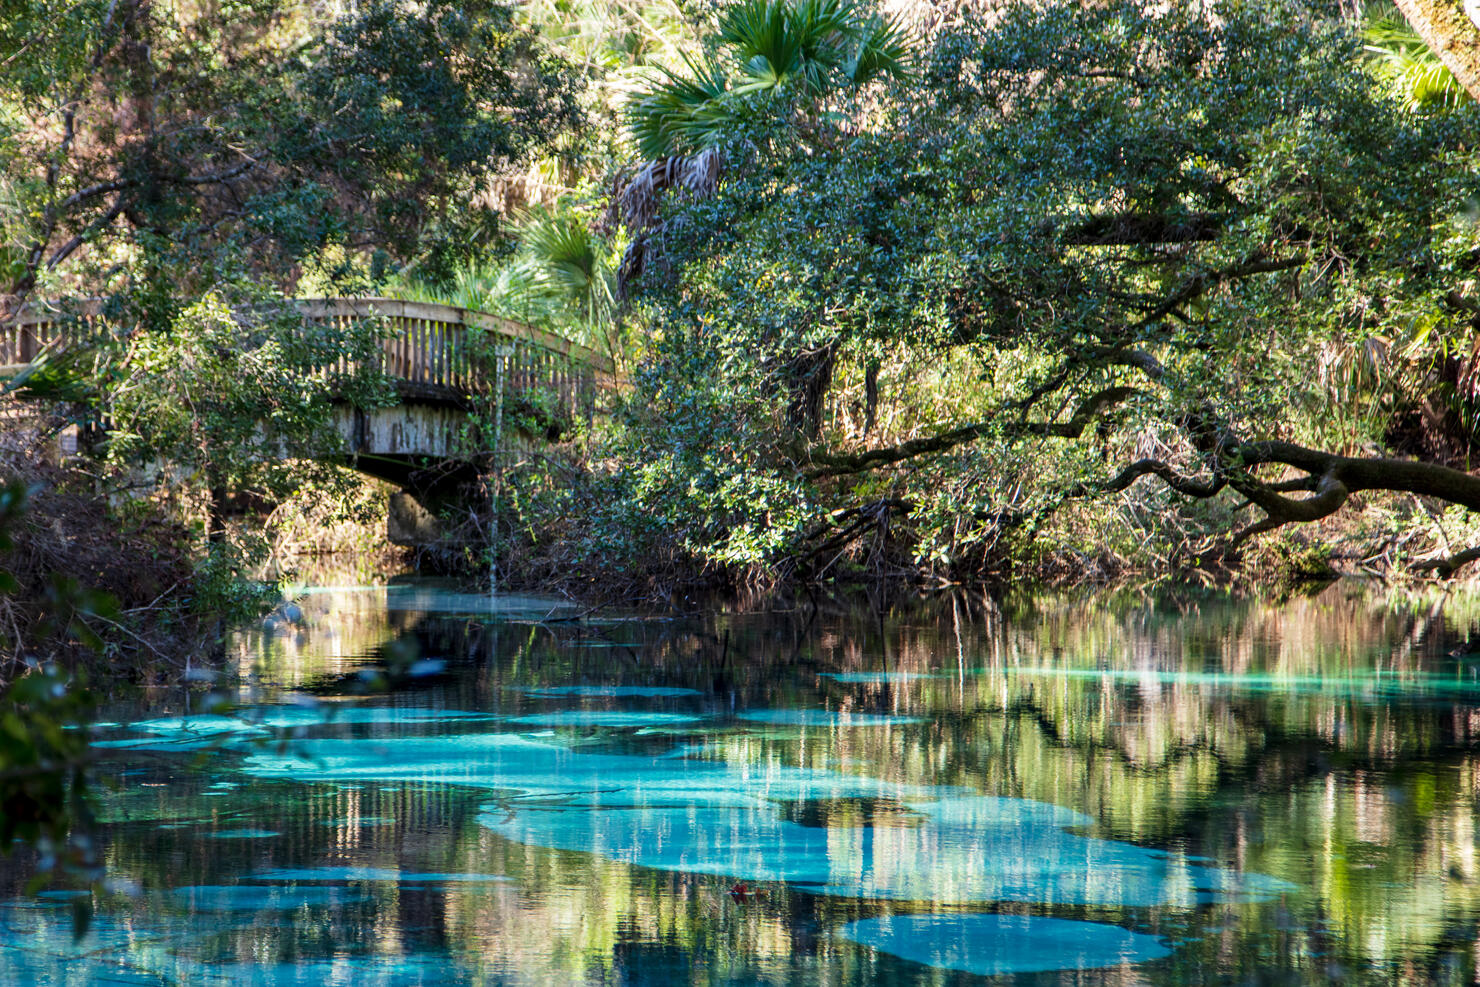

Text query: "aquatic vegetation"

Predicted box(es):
[170, 884, 369, 910]
[839, 914, 1173, 976]
[504, 711, 704, 727]
[819, 672, 943, 684]
[210, 829, 281, 839]
[242, 731, 1293, 908]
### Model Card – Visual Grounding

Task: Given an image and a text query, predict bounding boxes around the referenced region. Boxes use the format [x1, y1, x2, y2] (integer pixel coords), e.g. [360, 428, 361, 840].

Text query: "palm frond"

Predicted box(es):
[720, 0, 859, 94]
[1361, 2, 1468, 111]
[628, 53, 732, 158]
[521, 210, 613, 316]
[844, 14, 913, 85]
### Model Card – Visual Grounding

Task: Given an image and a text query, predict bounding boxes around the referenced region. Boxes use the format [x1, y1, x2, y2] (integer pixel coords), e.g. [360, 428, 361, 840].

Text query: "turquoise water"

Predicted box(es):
[7, 580, 1480, 983]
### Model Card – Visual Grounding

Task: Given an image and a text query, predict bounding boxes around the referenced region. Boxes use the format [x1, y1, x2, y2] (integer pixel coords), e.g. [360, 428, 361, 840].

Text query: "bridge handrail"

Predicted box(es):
[1, 297, 615, 408]
[293, 297, 616, 377]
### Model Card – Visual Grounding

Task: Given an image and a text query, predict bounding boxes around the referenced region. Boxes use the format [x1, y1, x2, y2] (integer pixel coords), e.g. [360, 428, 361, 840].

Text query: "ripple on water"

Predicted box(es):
[819, 672, 944, 684]
[90, 707, 497, 752]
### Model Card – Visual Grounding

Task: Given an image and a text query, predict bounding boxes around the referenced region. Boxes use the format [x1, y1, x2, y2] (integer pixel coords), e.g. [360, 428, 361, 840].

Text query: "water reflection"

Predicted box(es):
[4, 579, 1480, 983]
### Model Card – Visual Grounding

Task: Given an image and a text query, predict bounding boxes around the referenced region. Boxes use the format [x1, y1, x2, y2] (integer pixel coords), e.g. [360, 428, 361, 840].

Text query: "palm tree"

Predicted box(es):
[627, 0, 913, 159]
[517, 206, 621, 358]
[616, 0, 913, 301]
[1362, 2, 1470, 111]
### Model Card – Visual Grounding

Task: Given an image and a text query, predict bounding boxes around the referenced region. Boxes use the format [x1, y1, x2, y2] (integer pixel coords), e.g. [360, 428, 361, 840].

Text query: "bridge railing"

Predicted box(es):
[2, 297, 615, 420]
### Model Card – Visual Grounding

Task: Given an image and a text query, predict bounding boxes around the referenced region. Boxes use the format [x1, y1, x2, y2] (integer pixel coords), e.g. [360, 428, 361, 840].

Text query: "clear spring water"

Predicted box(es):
[8, 578, 1480, 984]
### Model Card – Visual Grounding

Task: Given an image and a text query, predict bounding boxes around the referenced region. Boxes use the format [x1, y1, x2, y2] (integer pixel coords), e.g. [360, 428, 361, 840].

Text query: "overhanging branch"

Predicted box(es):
[804, 385, 1139, 479]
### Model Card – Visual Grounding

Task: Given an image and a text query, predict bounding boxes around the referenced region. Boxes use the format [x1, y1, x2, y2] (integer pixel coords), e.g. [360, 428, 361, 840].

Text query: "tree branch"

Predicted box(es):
[1054, 211, 1227, 246]
[1413, 543, 1480, 578]
[803, 386, 1139, 479]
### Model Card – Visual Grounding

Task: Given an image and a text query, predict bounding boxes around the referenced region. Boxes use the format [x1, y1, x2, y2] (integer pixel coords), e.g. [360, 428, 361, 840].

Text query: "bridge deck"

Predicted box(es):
[1, 297, 614, 420]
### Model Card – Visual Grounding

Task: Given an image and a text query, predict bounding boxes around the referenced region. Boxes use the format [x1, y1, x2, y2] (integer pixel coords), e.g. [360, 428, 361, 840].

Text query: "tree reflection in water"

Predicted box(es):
[3, 579, 1480, 984]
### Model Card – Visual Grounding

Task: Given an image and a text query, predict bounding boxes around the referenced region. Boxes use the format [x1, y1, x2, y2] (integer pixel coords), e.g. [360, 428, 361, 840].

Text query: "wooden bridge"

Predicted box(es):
[3, 297, 614, 483]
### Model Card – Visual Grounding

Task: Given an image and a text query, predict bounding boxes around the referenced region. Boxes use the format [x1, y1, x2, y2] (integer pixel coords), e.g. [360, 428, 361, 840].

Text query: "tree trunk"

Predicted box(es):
[1394, 0, 1480, 102]
[785, 343, 837, 441]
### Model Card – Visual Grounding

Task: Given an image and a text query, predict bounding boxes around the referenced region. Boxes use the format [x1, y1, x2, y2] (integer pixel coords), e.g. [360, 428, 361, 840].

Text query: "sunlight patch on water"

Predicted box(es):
[382, 585, 574, 618]
[839, 913, 1172, 976]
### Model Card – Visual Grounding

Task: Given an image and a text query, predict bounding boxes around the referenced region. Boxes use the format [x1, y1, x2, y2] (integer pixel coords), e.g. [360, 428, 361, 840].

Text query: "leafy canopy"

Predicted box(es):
[612, 0, 1480, 574]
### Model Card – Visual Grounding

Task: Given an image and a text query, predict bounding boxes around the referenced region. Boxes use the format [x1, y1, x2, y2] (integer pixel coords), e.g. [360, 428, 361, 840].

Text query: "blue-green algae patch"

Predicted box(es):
[241, 732, 1294, 908]
[820, 672, 944, 684]
[516, 686, 702, 698]
[92, 735, 249, 752]
[319, 816, 394, 827]
[130, 715, 265, 736]
[190, 956, 473, 985]
[246, 706, 494, 728]
[169, 885, 370, 911]
[503, 711, 704, 728]
[737, 710, 923, 727]
[210, 829, 280, 839]
[838, 913, 1173, 975]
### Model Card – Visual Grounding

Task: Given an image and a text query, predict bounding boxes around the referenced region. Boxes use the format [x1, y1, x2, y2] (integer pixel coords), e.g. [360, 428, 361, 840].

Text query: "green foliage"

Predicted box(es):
[1362, 3, 1470, 112]
[518, 207, 620, 347]
[601, 0, 1480, 579]
[0, 664, 96, 865]
[389, 204, 623, 359]
[0, 483, 21, 596]
[90, 286, 395, 495]
[0, 0, 583, 308]
[627, 0, 912, 158]
[519, 0, 698, 130]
